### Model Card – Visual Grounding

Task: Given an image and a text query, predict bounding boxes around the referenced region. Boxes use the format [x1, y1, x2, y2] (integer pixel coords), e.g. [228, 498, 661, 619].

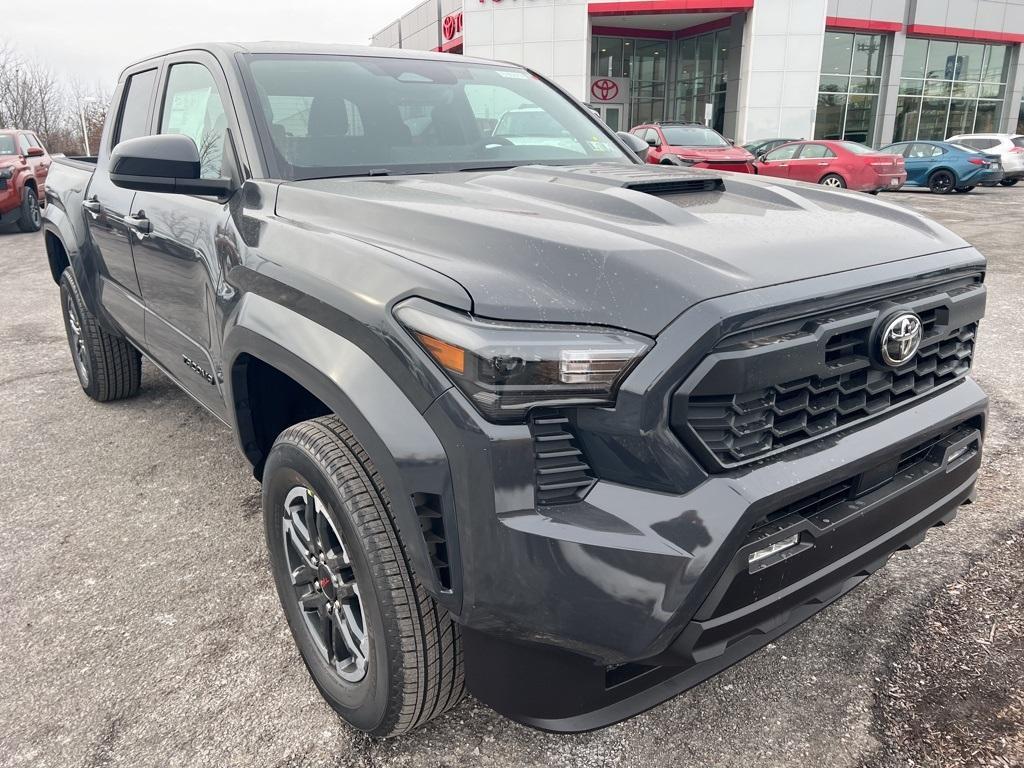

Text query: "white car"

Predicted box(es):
[946, 133, 1024, 186]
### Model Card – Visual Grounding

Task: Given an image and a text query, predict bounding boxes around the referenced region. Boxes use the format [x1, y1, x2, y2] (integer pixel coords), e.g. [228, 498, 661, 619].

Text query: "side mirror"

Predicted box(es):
[26, 146, 45, 157]
[617, 131, 650, 162]
[109, 134, 234, 197]
[726, 138, 735, 146]
[757, 154, 768, 163]
[645, 136, 660, 148]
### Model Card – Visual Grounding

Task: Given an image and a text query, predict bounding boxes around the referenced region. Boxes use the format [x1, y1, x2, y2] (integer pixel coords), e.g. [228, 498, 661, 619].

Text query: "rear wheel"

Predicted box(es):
[16, 187, 41, 233]
[263, 416, 464, 737]
[928, 170, 956, 194]
[1000, 178, 1019, 187]
[59, 268, 141, 401]
[820, 174, 846, 189]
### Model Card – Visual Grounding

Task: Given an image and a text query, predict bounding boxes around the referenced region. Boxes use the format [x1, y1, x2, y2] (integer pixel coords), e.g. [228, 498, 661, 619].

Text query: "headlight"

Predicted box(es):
[395, 298, 652, 422]
[0, 168, 13, 180]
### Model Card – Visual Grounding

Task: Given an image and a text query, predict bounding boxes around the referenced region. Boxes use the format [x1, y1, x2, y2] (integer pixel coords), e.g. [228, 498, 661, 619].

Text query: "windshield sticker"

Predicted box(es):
[497, 70, 529, 80]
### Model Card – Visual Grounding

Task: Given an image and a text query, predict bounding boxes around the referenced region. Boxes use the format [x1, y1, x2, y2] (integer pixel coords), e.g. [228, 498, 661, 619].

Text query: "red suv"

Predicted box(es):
[755, 140, 906, 193]
[0, 129, 51, 232]
[631, 122, 756, 173]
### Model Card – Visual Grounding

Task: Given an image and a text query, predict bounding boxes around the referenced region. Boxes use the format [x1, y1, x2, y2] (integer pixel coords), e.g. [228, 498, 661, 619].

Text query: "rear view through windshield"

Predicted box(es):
[246, 55, 630, 179]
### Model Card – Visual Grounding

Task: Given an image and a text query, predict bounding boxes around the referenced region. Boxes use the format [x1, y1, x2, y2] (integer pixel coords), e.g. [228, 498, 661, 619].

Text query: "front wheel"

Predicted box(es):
[954, 186, 975, 193]
[820, 174, 846, 189]
[263, 416, 464, 737]
[16, 187, 41, 233]
[1000, 178, 1019, 187]
[928, 170, 955, 194]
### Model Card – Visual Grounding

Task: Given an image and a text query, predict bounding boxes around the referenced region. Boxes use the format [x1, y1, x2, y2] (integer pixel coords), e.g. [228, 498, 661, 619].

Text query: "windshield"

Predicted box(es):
[661, 126, 729, 148]
[0, 135, 16, 156]
[246, 55, 631, 179]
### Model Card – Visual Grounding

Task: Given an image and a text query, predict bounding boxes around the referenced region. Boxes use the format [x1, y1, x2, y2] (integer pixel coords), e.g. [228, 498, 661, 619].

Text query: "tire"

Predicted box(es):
[16, 187, 41, 233]
[59, 268, 142, 401]
[928, 170, 955, 194]
[263, 416, 464, 737]
[1000, 178, 1019, 187]
[954, 186, 975, 193]
[820, 174, 846, 189]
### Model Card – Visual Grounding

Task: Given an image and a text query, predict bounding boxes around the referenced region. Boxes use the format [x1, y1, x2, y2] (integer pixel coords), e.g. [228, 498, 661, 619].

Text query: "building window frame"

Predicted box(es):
[815, 30, 886, 145]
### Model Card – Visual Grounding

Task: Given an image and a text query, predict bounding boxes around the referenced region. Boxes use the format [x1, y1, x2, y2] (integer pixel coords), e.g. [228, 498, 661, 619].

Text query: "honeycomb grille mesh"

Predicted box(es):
[688, 323, 977, 465]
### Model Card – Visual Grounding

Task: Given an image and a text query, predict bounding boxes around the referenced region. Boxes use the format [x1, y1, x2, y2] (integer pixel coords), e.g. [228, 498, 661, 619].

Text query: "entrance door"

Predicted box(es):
[594, 104, 624, 132]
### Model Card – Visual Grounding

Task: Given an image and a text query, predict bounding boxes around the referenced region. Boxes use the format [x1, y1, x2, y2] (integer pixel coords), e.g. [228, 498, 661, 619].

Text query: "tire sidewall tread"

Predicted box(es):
[262, 416, 464, 737]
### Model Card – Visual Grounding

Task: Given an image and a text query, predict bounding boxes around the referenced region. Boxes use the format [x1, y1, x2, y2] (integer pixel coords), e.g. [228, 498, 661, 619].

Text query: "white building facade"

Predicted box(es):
[372, 0, 1024, 145]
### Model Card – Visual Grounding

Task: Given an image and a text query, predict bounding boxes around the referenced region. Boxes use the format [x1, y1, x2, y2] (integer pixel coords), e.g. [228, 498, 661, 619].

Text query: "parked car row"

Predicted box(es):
[0, 128, 51, 232]
[627, 121, 1023, 196]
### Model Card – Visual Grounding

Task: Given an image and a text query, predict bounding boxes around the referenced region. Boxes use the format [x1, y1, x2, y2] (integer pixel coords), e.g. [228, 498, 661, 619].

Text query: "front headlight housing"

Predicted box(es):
[395, 298, 652, 422]
[0, 167, 13, 180]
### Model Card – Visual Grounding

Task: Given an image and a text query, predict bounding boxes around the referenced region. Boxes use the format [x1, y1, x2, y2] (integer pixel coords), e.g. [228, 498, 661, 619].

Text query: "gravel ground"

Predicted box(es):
[0, 185, 1022, 768]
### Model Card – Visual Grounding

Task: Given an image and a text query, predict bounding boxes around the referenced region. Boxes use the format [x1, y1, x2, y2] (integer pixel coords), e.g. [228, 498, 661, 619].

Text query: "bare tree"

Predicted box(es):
[0, 38, 110, 156]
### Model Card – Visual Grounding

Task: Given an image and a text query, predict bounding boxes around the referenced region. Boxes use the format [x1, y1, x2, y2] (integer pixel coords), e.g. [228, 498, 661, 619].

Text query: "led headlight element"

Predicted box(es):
[395, 298, 652, 421]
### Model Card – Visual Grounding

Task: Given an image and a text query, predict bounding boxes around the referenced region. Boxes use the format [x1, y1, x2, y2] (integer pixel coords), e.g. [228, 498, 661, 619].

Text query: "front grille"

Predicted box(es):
[674, 277, 985, 469]
[530, 413, 596, 505]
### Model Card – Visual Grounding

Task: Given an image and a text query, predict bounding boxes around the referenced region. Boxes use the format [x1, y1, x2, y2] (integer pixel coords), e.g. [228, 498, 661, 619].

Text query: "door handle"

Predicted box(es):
[82, 197, 101, 215]
[125, 213, 152, 235]
[817, 162, 829, 166]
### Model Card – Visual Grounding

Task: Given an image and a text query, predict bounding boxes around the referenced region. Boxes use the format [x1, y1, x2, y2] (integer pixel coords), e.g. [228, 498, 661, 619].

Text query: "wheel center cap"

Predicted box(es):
[317, 566, 336, 599]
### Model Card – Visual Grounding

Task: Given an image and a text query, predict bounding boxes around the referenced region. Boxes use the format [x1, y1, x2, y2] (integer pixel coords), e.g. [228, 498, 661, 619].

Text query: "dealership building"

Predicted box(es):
[372, 0, 1024, 146]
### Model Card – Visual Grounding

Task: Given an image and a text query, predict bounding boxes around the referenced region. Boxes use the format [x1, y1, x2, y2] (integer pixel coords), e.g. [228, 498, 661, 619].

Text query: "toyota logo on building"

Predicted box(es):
[591, 79, 620, 102]
[878, 312, 923, 367]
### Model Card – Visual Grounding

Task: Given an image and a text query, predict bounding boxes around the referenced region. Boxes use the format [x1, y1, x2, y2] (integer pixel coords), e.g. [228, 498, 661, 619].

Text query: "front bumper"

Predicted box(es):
[434, 375, 986, 730]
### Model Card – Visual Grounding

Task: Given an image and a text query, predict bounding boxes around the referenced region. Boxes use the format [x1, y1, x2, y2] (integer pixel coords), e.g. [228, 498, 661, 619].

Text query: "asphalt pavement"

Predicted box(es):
[1, 185, 1022, 768]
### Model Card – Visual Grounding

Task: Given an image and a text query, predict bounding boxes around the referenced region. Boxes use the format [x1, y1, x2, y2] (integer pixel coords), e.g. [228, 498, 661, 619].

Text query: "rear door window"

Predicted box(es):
[115, 69, 158, 147]
[797, 144, 835, 159]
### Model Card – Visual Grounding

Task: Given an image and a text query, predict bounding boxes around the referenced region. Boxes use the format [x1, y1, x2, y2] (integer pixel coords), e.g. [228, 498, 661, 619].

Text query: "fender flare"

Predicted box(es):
[223, 294, 461, 611]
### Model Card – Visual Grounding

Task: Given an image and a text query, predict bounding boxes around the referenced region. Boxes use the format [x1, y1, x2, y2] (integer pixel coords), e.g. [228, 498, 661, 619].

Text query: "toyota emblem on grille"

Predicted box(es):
[879, 312, 923, 367]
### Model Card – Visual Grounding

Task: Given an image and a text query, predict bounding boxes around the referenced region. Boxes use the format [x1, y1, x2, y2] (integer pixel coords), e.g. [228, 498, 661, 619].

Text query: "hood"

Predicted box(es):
[275, 163, 969, 336]
[671, 145, 753, 162]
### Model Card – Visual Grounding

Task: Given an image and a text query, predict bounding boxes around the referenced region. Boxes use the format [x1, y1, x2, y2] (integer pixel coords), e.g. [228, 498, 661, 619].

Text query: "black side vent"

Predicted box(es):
[530, 413, 596, 506]
[626, 178, 724, 196]
[412, 493, 451, 590]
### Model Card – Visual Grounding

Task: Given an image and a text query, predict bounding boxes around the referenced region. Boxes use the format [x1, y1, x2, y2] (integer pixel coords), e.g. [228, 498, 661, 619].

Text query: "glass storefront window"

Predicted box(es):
[673, 28, 730, 132]
[894, 39, 1012, 141]
[814, 31, 884, 145]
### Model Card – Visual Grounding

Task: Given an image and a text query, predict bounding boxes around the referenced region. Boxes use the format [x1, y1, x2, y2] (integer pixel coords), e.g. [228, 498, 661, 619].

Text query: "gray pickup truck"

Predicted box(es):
[43, 42, 988, 736]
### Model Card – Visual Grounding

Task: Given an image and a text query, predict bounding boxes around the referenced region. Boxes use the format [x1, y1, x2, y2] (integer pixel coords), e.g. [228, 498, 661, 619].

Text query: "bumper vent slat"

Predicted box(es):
[530, 413, 596, 505]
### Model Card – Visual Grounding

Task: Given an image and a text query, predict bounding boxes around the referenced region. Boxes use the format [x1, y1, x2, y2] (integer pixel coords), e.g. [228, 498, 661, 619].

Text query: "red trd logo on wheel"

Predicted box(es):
[591, 79, 619, 101]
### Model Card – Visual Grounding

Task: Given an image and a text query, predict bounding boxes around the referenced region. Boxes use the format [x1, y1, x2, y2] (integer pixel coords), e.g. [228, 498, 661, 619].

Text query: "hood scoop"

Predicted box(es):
[510, 163, 725, 196]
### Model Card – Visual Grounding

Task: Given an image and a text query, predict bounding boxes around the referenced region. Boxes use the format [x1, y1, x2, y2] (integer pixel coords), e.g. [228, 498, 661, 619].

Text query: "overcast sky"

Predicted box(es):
[6, 0, 417, 90]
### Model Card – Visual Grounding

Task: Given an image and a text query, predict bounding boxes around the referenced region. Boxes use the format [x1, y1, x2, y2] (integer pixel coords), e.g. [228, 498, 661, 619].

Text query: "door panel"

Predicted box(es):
[131, 54, 238, 420]
[131, 191, 231, 419]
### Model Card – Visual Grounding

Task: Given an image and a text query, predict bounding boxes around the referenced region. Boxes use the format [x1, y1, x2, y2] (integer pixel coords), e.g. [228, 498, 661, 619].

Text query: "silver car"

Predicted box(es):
[946, 133, 1024, 186]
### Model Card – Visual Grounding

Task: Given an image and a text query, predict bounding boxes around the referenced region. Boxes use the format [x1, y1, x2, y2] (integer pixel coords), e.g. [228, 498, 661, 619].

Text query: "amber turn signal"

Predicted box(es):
[415, 332, 466, 374]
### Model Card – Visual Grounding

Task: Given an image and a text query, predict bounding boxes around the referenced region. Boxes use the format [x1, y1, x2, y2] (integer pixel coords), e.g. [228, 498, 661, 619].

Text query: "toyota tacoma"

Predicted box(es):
[42, 43, 987, 736]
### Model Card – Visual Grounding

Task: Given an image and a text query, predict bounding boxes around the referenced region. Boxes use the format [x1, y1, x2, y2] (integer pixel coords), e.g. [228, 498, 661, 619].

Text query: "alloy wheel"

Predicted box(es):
[66, 295, 89, 387]
[29, 194, 41, 228]
[822, 176, 844, 188]
[282, 485, 369, 683]
[930, 172, 954, 194]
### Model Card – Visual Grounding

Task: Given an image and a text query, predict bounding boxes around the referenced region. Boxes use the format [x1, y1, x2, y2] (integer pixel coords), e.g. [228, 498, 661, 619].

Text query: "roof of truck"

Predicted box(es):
[119, 41, 507, 79]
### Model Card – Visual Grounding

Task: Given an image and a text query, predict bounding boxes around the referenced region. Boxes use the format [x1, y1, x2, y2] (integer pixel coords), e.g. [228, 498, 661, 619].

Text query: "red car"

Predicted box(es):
[0, 128, 50, 232]
[631, 122, 756, 173]
[755, 140, 906, 193]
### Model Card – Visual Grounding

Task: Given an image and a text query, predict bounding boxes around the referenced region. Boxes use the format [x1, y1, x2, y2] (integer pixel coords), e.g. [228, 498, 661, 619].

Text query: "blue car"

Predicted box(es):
[879, 140, 1003, 194]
